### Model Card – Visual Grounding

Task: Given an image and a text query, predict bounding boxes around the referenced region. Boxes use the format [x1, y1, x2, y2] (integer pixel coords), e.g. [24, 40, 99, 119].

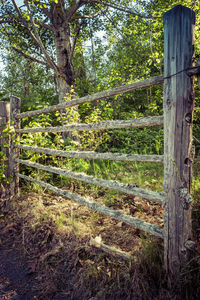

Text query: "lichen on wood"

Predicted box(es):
[16, 173, 164, 238]
[16, 75, 164, 120]
[17, 144, 164, 163]
[16, 158, 165, 203]
[16, 115, 164, 134]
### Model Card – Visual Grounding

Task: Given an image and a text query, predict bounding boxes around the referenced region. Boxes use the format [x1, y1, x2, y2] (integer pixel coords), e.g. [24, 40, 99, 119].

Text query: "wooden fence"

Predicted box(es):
[0, 5, 199, 276]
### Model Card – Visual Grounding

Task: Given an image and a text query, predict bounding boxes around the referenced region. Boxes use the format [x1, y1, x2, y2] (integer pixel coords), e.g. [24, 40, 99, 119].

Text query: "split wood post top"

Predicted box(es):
[163, 5, 195, 276]
[0, 102, 10, 123]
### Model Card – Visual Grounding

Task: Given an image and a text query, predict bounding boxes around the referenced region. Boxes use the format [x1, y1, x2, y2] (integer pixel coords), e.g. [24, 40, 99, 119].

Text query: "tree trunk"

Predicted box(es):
[55, 25, 74, 102]
[55, 26, 80, 139]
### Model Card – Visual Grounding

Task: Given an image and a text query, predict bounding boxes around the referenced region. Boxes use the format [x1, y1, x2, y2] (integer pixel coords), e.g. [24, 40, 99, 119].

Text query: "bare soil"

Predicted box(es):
[0, 249, 35, 300]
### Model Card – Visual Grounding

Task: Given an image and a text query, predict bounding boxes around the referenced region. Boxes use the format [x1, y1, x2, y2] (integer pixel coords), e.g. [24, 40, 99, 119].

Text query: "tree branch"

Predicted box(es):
[11, 0, 24, 19]
[66, 0, 85, 22]
[24, 0, 58, 74]
[12, 47, 49, 67]
[34, 19, 54, 32]
[49, 1, 66, 25]
[72, 11, 101, 19]
[32, 0, 51, 19]
[11, 0, 48, 51]
[0, 17, 15, 24]
[84, 0, 161, 19]
[191, 0, 197, 9]
[70, 21, 82, 62]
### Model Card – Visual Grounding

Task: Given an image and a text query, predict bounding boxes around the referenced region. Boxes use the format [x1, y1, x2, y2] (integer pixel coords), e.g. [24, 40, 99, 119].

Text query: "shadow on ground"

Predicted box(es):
[0, 249, 35, 300]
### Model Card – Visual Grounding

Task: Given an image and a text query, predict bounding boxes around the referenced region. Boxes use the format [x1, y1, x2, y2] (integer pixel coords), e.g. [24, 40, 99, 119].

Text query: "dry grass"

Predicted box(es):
[0, 158, 200, 300]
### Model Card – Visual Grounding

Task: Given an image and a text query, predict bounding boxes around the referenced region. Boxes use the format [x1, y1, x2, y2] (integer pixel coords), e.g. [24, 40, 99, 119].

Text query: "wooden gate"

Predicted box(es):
[1, 5, 199, 275]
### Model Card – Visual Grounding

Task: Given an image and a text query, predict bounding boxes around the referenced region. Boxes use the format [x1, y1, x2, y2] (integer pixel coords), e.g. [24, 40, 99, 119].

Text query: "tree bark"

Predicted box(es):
[55, 25, 75, 99]
[54, 25, 80, 138]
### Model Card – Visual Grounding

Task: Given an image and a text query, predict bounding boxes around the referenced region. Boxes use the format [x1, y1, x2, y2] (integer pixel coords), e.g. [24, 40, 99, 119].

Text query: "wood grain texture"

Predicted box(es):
[163, 5, 195, 275]
[16, 75, 164, 119]
[17, 144, 164, 163]
[16, 173, 164, 238]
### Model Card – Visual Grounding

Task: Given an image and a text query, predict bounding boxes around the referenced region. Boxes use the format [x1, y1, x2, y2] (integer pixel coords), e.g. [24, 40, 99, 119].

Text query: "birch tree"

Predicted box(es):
[0, 1, 153, 106]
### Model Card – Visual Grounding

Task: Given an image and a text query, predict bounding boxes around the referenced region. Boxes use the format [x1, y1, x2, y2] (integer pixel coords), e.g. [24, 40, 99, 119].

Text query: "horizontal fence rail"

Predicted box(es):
[17, 116, 164, 134]
[16, 75, 164, 120]
[17, 145, 164, 163]
[16, 159, 165, 203]
[17, 173, 164, 238]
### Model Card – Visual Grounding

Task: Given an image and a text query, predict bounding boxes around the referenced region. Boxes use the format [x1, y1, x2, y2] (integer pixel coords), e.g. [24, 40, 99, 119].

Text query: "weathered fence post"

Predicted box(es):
[0, 101, 10, 198]
[10, 96, 21, 197]
[163, 5, 195, 275]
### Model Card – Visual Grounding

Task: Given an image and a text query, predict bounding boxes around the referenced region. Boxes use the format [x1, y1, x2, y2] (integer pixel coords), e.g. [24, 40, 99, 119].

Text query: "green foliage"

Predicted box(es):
[97, 127, 164, 155]
[0, 149, 8, 183]
[0, 54, 57, 110]
[80, 108, 109, 151]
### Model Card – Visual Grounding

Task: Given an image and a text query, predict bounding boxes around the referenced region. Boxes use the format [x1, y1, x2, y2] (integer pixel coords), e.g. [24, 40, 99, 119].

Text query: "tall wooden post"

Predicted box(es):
[10, 96, 21, 197]
[163, 5, 195, 275]
[0, 101, 10, 198]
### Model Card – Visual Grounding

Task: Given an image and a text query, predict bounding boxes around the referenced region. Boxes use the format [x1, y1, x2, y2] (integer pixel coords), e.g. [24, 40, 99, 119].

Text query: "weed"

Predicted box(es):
[55, 212, 67, 229]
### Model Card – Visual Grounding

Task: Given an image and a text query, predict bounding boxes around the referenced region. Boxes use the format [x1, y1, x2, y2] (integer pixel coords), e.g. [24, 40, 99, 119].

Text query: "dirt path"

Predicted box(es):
[0, 250, 35, 300]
